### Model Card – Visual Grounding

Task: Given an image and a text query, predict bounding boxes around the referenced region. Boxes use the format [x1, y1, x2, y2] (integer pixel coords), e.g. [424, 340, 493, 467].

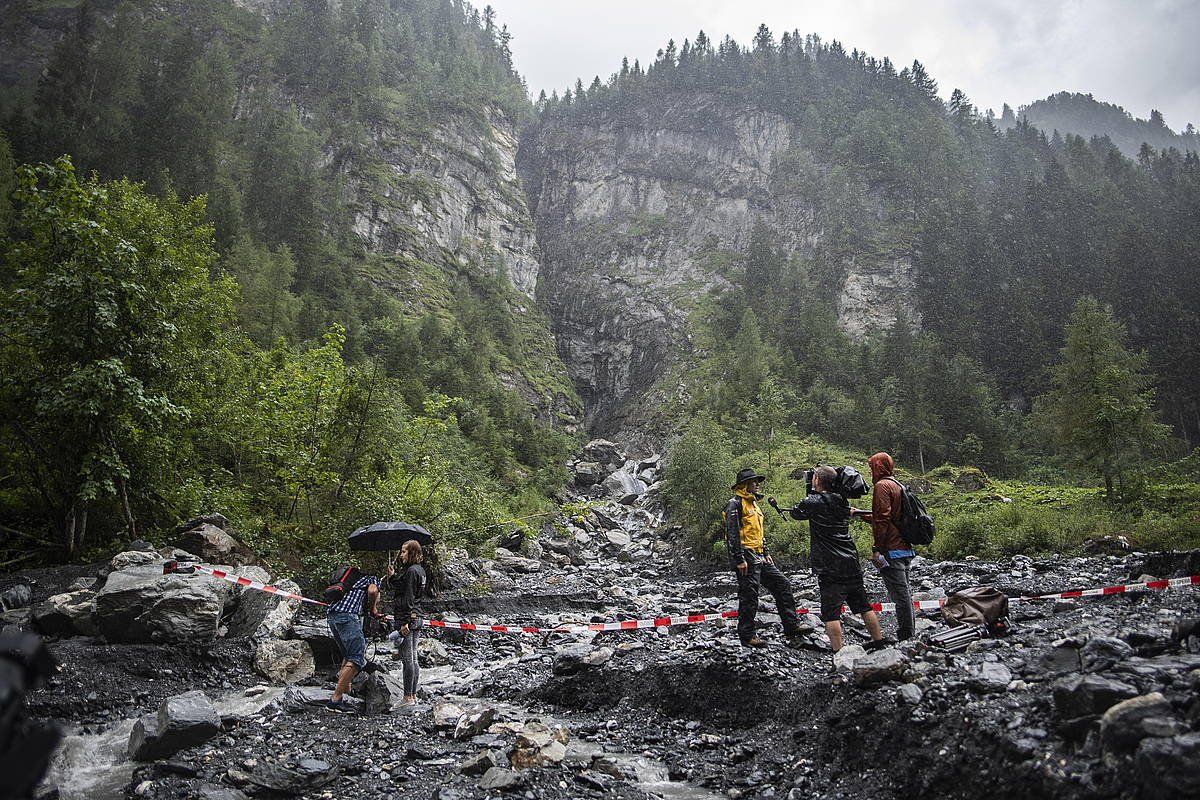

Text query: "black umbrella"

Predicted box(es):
[347, 521, 433, 552]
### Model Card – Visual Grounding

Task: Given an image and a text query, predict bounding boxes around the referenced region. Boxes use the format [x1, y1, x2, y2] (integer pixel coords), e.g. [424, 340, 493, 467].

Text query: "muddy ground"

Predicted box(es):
[11, 549, 1200, 800]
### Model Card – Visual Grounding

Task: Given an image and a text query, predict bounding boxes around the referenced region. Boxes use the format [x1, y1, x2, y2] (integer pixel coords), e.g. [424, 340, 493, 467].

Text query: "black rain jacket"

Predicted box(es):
[788, 492, 862, 579]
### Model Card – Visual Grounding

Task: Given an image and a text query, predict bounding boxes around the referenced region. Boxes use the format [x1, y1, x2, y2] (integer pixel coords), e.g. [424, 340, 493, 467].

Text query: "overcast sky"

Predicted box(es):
[490, 0, 1200, 132]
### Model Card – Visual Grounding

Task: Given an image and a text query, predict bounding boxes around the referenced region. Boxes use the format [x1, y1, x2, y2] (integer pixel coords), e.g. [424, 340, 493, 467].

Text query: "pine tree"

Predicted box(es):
[1038, 297, 1167, 500]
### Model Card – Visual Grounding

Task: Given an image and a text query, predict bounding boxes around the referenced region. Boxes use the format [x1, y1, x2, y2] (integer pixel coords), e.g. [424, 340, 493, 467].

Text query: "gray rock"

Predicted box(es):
[32, 589, 96, 637]
[852, 648, 908, 686]
[573, 462, 606, 487]
[177, 524, 255, 566]
[110, 550, 160, 571]
[240, 758, 339, 794]
[479, 766, 523, 791]
[454, 706, 498, 739]
[196, 784, 248, 800]
[968, 662, 1012, 693]
[1134, 732, 1200, 798]
[604, 530, 631, 548]
[896, 683, 923, 705]
[554, 643, 608, 676]
[0, 584, 32, 611]
[1039, 644, 1082, 674]
[433, 701, 466, 730]
[253, 639, 315, 684]
[583, 439, 626, 466]
[492, 548, 542, 574]
[1052, 674, 1139, 719]
[1081, 636, 1135, 672]
[356, 671, 403, 715]
[226, 577, 301, 640]
[94, 562, 235, 643]
[418, 638, 452, 667]
[602, 468, 646, 501]
[128, 690, 221, 761]
[1100, 692, 1185, 756]
[460, 749, 500, 776]
[833, 644, 867, 674]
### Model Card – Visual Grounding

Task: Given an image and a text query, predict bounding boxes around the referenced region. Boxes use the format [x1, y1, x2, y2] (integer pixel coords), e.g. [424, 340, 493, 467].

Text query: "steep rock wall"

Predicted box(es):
[351, 107, 541, 299]
[520, 96, 915, 440]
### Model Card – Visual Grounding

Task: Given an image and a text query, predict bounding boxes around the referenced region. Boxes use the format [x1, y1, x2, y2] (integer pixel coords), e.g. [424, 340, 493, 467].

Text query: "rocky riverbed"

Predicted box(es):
[3, 446, 1199, 799]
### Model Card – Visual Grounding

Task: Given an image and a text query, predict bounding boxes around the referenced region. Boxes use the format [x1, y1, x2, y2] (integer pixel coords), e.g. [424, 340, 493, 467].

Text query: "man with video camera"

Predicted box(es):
[771, 465, 887, 654]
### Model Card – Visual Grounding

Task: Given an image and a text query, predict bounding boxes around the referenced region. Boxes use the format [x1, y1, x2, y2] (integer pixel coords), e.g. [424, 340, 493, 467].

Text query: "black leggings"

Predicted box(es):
[397, 621, 420, 696]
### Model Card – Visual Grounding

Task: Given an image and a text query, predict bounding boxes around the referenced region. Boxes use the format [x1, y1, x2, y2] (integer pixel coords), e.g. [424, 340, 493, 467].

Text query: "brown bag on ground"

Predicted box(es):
[941, 586, 1009, 627]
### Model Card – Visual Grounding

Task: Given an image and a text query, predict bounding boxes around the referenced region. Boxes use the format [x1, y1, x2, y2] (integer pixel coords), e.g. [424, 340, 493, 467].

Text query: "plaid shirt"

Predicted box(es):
[330, 574, 377, 615]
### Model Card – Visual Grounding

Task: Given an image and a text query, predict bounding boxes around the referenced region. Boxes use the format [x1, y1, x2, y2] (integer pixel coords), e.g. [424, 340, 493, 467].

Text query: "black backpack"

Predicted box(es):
[323, 565, 364, 606]
[884, 477, 935, 546]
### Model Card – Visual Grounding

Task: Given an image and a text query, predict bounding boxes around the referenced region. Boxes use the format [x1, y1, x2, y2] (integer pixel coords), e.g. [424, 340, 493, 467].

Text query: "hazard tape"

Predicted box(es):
[166, 561, 328, 607]
[425, 611, 738, 634]
[1020, 574, 1200, 601]
[167, 560, 1200, 635]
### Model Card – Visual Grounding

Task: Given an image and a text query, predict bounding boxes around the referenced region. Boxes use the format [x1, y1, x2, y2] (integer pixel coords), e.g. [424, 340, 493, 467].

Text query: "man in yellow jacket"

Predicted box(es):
[725, 468, 803, 647]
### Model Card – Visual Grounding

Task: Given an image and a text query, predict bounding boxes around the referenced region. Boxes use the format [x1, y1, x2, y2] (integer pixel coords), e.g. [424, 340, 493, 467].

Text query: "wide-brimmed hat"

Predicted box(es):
[731, 467, 766, 489]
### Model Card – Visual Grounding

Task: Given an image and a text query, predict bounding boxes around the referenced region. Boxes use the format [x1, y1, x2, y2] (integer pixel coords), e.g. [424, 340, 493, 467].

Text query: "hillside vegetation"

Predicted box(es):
[0, 0, 577, 569]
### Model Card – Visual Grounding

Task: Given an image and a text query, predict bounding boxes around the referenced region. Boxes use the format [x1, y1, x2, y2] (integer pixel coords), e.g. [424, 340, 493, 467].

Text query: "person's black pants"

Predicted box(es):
[877, 557, 915, 640]
[736, 553, 802, 642]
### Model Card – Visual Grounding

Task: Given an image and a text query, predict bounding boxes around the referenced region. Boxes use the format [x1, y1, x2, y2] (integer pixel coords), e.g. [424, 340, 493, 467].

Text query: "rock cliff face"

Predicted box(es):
[521, 95, 916, 441]
[351, 108, 541, 299]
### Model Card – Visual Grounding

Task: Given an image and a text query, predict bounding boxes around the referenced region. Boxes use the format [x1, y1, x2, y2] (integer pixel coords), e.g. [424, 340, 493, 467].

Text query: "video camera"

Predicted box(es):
[803, 465, 870, 499]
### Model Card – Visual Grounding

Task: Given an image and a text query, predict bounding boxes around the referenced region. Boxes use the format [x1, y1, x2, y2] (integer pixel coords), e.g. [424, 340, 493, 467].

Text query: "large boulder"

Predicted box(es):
[602, 467, 646, 503]
[583, 439, 626, 467]
[32, 589, 97, 637]
[253, 639, 315, 684]
[177, 523, 257, 567]
[110, 550, 160, 571]
[492, 548, 541, 574]
[1081, 636, 1135, 672]
[94, 562, 235, 643]
[573, 461, 606, 487]
[226, 575, 301, 640]
[128, 690, 221, 761]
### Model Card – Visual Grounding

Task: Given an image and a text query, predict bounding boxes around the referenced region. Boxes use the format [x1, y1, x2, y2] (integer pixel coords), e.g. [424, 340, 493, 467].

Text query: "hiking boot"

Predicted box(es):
[325, 698, 357, 714]
[740, 636, 768, 648]
[864, 638, 896, 652]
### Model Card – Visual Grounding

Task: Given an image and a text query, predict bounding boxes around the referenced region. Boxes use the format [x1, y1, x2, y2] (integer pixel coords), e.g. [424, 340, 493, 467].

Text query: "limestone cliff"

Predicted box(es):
[520, 95, 916, 441]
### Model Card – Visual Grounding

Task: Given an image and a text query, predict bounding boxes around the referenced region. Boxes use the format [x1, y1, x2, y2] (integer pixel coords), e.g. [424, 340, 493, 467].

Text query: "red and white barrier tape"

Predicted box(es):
[425, 611, 738, 634]
[167, 561, 1200, 635]
[1021, 574, 1200, 601]
[166, 561, 328, 607]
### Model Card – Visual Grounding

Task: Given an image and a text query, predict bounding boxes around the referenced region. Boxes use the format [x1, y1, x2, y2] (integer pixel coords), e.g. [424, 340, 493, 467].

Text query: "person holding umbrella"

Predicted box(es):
[386, 539, 427, 705]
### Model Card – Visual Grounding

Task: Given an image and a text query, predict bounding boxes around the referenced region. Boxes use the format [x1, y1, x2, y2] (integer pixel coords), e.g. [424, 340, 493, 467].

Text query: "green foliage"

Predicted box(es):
[1035, 297, 1168, 501]
[0, 158, 235, 555]
[534, 27, 1200, 455]
[0, 2, 580, 564]
[663, 415, 734, 553]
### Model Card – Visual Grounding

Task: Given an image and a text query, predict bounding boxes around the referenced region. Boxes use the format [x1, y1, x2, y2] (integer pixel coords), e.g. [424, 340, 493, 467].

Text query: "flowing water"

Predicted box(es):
[41, 687, 284, 800]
